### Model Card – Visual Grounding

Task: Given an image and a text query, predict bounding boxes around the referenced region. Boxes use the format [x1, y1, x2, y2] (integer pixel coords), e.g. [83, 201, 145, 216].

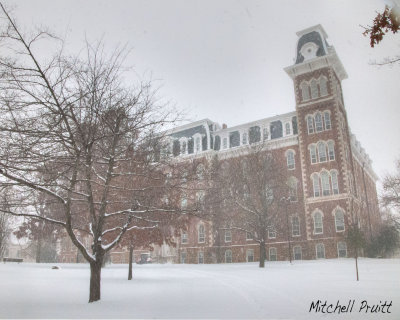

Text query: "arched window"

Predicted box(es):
[293, 246, 302, 260]
[225, 250, 232, 263]
[319, 77, 328, 96]
[317, 142, 327, 162]
[270, 121, 283, 139]
[198, 225, 205, 243]
[324, 111, 331, 130]
[312, 173, 320, 197]
[327, 141, 335, 161]
[313, 211, 323, 234]
[321, 171, 331, 196]
[331, 171, 339, 194]
[307, 116, 314, 134]
[310, 79, 318, 99]
[315, 113, 323, 132]
[291, 216, 300, 236]
[337, 242, 347, 258]
[300, 82, 310, 101]
[316, 243, 325, 259]
[286, 150, 295, 170]
[335, 209, 345, 232]
[269, 248, 277, 261]
[309, 144, 317, 164]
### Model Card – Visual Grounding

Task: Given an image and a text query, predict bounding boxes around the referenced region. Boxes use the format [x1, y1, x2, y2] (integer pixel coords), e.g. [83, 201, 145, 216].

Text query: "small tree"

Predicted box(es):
[211, 145, 287, 268]
[346, 224, 366, 281]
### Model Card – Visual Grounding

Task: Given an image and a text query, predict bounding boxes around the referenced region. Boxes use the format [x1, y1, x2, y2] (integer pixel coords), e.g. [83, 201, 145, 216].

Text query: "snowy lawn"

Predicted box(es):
[0, 258, 399, 319]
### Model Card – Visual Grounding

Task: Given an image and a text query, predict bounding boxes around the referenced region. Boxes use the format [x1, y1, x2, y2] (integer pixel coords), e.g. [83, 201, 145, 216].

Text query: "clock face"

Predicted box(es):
[300, 42, 319, 61]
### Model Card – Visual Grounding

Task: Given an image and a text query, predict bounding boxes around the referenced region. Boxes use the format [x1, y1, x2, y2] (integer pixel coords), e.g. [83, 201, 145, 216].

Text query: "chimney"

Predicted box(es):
[222, 123, 227, 129]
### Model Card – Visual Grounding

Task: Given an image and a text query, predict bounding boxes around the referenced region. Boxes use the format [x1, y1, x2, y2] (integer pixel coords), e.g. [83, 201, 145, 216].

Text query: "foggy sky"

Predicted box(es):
[3, 0, 400, 190]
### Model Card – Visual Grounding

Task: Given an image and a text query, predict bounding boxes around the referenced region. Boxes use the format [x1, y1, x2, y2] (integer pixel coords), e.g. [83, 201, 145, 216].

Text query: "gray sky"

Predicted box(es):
[3, 0, 400, 190]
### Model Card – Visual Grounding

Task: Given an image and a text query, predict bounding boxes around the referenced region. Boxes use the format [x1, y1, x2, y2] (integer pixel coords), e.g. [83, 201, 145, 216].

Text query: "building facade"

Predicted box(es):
[171, 25, 380, 264]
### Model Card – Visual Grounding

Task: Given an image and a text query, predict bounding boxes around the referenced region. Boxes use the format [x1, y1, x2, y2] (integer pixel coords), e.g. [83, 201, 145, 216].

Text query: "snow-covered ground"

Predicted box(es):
[0, 258, 399, 319]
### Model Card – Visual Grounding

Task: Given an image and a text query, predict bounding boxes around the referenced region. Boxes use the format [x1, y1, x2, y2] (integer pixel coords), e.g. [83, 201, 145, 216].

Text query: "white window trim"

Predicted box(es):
[291, 215, 300, 237]
[334, 208, 345, 232]
[312, 210, 324, 235]
[198, 224, 205, 243]
[269, 247, 277, 261]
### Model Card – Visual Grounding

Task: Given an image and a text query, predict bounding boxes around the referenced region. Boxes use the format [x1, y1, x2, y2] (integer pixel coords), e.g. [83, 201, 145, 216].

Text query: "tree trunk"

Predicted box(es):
[128, 245, 133, 280]
[259, 241, 266, 268]
[89, 260, 102, 302]
[355, 249, 359, 281]
[36, 236, 42, 263]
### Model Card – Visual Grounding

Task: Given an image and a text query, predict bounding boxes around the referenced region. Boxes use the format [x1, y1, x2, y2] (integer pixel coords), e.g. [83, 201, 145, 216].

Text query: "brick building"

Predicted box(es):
[171, 25, 380, 264]
[57, 24, 380, 264]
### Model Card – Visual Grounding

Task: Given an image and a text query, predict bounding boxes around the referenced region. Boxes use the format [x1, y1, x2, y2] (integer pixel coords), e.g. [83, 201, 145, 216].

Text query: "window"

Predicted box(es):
[316, 243, 325, 259]
[335, 209, 345, 232]
[310, 79, 318, 99]
[310, 144, 317, 164]
[321, 171, 331, 196]
[312, 173, 320, 197]
[214, 135, 221, 151]
[300, 82, 310, 101]
[315, 113, 323, 132]
[286, 150, 295, 170]
[223, 137, 228, 149]
[268, 228, 276, 239]
[293, 246, 302, 260]
[327, 141, 335, 161]
[313, 211, 323, 234]
[225, 250, 232, 263]
[198, 225, 205, 243]
[324, 112, 331, 130]
[249, 126, 261, 144]
[270, 121, 283, 139]
[331, 171, 339, 195]
[195, 137, 201, 152]
[198, 251, 204, 264]
[181, 252, 186, 264]
[246, 249, 254, 262]
[229, 131, 240, 148]
[246, 232, 253, 240]
[269, 248, 277, 261]
[292, 116, 298, 134]
[181, 233, 188, 244]
[307, 116, 314, 134]
[242, 132, 248, 145]
[317, 142, 327, 162]
[285, 123, 291, 135]
[319, 77, 328, 96]
[225, 230, 232, 243]
[337, 242, 347, 258]
[292, 216, 300, 236]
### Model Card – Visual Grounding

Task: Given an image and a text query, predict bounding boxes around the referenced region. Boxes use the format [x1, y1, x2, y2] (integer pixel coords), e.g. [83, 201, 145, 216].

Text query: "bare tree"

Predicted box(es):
[211, 145, 288, 268]
[0, 4, 180, 302]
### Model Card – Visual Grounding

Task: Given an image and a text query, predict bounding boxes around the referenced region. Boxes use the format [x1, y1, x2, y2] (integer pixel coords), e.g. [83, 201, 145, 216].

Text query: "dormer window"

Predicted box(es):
[242, 132, 248, 145]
